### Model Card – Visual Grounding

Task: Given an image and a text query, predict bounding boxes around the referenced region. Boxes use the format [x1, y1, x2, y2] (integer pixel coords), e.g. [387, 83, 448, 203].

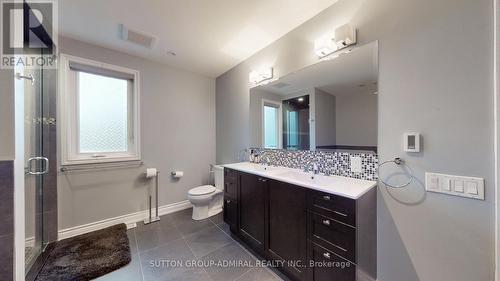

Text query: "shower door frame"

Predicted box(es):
[13, 49, 58, 281]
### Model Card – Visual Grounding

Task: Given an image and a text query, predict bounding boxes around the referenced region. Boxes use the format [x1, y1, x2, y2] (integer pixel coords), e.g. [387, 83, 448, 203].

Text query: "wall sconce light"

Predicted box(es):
[314, 34, 337, 58]
[314, 23, 357, 58]
[335, 24, 356, 48]
[249, 67, 273, 85]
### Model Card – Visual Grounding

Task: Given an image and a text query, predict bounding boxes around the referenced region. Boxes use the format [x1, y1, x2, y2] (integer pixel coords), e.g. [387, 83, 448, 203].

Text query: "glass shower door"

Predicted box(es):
[20, 65, 47, 272]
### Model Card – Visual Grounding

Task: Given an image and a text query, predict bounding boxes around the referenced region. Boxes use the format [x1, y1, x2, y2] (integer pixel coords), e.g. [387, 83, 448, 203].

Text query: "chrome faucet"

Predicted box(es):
[312, 163, 319, 175]
[304, 162, 320, 174]
[262, 156, 270, 170]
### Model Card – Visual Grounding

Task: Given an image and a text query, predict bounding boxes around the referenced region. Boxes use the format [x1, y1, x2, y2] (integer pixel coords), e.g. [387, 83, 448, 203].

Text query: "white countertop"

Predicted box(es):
[222, 162, 377, 200]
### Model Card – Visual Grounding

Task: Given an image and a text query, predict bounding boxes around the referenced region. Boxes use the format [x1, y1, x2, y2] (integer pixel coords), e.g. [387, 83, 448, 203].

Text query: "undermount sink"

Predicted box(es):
[277, 171, 335, 188]
[230, 162, 278, 173]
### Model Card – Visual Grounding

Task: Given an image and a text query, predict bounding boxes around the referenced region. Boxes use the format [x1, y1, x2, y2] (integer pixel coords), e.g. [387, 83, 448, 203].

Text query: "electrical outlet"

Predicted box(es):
[350, 156, 362, 173]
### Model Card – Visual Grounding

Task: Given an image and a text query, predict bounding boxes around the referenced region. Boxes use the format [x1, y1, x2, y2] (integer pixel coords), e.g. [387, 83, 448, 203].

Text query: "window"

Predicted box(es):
[60, 54, 140, 165]
[262, 100, 281, 149]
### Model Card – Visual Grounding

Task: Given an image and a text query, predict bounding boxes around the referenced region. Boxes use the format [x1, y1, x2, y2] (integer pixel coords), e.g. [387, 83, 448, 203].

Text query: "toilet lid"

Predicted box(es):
[189, 185, 216, 196]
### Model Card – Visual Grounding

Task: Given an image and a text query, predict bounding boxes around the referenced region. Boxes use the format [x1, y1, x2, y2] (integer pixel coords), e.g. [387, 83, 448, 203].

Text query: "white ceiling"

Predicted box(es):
[59, 0, 339, 78]
[257, 42, 378, 96]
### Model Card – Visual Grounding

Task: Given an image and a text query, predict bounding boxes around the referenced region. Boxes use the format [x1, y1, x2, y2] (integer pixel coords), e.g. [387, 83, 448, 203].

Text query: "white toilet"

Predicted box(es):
[187, 165, 224, 220]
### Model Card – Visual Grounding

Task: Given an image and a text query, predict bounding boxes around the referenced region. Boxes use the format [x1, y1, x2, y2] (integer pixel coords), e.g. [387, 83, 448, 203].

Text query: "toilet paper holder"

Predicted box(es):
[171, 171, 184, 178]
[144, 169, 161, 225]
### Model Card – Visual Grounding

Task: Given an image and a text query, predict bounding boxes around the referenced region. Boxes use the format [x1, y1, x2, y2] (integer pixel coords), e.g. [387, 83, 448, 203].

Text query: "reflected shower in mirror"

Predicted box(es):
[282, 95, 310, 150]
[249, 41, 378, 153]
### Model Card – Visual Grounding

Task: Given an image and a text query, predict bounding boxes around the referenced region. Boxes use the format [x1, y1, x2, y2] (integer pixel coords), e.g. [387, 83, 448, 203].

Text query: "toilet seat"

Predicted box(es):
[188, 185, 216, 196]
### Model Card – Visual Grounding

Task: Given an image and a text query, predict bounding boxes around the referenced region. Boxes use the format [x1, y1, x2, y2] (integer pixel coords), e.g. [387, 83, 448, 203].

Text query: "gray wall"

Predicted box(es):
[334, 90, 377, 146]
[314, 88, 336, 147]
[58, 37, 216, 229]
[215, 0, 494, 280]
[0, 69, 14, 160]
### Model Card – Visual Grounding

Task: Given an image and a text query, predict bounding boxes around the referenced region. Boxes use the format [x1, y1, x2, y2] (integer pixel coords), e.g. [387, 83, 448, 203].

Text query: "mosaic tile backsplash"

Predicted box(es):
[255, 149, 378, 181]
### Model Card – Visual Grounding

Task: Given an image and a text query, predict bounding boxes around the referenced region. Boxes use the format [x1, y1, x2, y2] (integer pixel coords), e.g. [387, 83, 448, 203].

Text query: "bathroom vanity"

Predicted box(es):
[234, 41, 379, 281]
[222, 162, 377, 281]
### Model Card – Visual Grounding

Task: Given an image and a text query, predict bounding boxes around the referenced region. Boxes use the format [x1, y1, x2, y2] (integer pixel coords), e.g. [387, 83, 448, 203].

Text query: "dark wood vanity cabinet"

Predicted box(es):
[267, 180, 307, 280]
[307, 188, 377, 281]
[223, 196, 238, 232]
[223, 168, 376, 281]
[238, 172, 268, 254]
[223, 168, 238, 232]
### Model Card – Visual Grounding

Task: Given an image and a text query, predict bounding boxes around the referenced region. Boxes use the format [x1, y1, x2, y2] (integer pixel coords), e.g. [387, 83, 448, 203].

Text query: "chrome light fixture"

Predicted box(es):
[334, 24, 357, 49]
[249, 67, 274, 85]
[314, 34, 337, 58]
[314, 23, 357, 58]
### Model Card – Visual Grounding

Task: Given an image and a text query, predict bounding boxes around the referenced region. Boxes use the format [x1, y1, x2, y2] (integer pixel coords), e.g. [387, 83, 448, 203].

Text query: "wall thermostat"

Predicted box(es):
[404, 133, 421, 152]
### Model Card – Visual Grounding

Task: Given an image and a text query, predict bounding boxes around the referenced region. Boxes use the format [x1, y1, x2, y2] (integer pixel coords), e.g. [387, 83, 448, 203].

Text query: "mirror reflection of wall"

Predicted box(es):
[315, 86, 378, 151]
[249, 41, 378, 153]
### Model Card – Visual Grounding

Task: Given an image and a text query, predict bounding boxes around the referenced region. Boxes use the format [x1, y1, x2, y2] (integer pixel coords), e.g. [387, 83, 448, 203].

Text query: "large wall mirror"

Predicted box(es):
[249, 41, 378, 152]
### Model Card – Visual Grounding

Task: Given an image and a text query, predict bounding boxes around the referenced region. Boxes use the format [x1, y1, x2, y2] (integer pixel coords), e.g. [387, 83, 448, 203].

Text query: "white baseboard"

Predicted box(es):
[58, 200, 192, 240]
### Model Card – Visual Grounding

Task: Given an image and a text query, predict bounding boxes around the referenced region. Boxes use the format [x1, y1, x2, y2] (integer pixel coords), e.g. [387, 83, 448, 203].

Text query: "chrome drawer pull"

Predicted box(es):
[226, 199, 231, 204]
[322, 219, 330, 226]
[334, 245, 349, 252]
[323, 252, 331, 259]
[322, 195, 331, 200]
[333, 211, 348, 217]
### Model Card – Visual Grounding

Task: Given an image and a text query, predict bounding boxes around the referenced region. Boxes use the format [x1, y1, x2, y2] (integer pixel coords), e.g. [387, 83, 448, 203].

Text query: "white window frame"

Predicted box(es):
[261, 99, 283, 149]
[59, 54, 141, 166]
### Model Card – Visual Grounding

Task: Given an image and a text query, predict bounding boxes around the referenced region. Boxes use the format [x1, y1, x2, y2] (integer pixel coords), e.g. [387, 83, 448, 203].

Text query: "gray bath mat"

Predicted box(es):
[35, 224, 131, 281]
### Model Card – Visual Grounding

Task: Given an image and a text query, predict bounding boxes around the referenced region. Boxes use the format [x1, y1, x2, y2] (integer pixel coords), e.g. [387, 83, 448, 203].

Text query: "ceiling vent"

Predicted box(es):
[120, 24, 157, 49]
[272, 82, 290, 89]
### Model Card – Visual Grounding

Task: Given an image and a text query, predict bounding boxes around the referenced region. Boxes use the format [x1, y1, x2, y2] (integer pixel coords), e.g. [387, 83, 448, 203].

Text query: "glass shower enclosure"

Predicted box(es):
[16, 50, 57, 277]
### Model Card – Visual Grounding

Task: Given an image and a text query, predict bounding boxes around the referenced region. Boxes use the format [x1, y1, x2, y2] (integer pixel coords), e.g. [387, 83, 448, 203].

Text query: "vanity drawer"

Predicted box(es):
[308, 211, 355, 262]
[307, 241, 356, 281]
[307, 190, 356, 227]
[224, 181, 237, 197]
[224, 168, 238, 181]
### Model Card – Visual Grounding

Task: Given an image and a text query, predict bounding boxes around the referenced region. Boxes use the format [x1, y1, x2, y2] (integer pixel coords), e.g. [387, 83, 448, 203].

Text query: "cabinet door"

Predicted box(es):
[268, 180, 307, 280]
[224, 168, 238, 198]
[307, 241, 356, 281]
[239, 173, 267, 253]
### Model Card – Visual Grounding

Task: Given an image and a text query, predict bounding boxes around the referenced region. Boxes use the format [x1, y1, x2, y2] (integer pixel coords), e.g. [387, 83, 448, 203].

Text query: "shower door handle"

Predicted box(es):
[27, 157, 49, 175]
[15, 73, 35, 85]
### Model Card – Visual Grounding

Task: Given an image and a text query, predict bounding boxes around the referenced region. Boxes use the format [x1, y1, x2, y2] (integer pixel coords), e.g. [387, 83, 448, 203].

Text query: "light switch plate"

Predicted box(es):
[442, 177, 452, 191]
[425, 172, 484, 200]
[350, 156, 362, 173]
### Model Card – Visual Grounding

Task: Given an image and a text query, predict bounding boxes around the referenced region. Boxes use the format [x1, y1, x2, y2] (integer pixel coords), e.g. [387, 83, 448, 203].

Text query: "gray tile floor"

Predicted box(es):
[94, 208, 287, 281]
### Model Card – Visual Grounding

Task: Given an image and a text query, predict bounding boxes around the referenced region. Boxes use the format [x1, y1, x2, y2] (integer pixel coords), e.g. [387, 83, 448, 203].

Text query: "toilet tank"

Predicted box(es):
[213, 165, 224, 190]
